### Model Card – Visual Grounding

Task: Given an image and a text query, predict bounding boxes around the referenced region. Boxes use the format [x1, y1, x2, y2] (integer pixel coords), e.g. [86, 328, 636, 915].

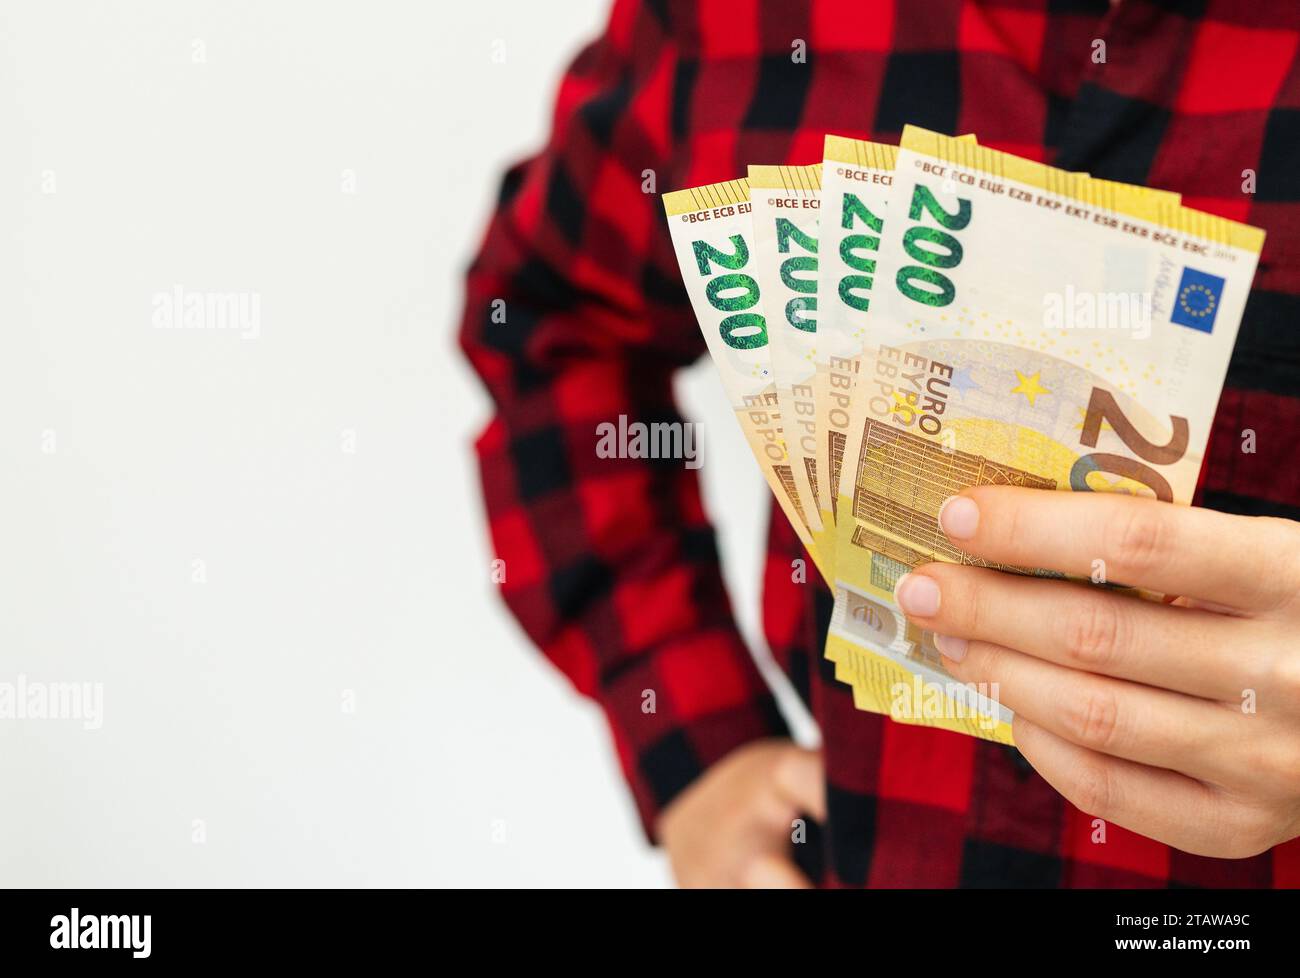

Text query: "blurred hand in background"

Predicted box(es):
[657, 741, 824, 888]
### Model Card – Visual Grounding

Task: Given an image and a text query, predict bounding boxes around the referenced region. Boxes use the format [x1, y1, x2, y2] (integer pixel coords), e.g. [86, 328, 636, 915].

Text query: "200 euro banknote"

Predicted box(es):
[748, 163, 827, 565]
[829, 126, 1263, 743]
[663, 178, 824, 576]
[817, 137, 1185, 707]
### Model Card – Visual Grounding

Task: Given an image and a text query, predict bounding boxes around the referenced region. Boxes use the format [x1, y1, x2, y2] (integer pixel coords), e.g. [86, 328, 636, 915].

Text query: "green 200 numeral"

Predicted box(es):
[692, 235, 769, 350]
[775, 218, 817, 332]
[838, 193, 883, 313]
[896, 183, 970, 308]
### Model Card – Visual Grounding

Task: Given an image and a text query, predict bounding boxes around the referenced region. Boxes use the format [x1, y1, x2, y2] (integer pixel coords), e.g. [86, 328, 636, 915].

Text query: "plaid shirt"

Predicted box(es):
[460, 0, 1300, 886]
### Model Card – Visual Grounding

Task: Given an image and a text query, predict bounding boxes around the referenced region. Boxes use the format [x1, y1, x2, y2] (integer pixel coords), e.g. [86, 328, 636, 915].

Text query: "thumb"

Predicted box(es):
[773, 746, 826, 822]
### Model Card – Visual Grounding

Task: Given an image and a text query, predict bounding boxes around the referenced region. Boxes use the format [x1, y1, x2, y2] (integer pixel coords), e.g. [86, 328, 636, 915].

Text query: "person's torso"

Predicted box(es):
[667, 0, 1300, 886]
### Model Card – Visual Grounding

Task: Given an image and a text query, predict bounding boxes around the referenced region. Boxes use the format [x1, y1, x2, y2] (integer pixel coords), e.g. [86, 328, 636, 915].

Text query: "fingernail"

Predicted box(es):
[894, 573, 941, 617]
[938, 495, 979, 540]
[933, 634, 968, 662]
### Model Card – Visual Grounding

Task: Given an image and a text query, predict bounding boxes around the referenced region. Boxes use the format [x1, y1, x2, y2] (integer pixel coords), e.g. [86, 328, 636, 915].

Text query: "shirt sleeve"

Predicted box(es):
[457, 0, 788, 837]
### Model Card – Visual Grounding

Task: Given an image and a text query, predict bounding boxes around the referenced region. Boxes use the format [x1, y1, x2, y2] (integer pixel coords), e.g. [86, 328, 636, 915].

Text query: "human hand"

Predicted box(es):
[893, 485, 1300, 858]
[656, 739, 825, 887]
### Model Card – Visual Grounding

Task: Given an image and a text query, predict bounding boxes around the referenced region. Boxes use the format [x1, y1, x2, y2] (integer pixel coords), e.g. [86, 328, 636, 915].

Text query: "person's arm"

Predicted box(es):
[459, 0, 798, 850]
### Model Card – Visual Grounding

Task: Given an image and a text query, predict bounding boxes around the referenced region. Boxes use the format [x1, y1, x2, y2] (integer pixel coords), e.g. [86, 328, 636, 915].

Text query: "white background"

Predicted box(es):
[0, 0, 789, 886]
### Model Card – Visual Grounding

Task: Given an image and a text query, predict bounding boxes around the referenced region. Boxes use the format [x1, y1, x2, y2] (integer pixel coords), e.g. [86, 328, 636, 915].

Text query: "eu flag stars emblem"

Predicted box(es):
[1171, 267, 1226, 334]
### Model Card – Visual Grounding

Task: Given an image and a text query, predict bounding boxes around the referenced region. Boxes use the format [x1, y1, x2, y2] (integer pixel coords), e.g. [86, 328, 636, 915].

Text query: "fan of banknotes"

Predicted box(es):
[663, 126, 1264, 744]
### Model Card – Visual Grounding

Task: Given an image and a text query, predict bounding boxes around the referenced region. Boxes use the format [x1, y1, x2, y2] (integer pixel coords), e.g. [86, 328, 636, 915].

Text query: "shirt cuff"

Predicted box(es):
[596, 629, 791, 841]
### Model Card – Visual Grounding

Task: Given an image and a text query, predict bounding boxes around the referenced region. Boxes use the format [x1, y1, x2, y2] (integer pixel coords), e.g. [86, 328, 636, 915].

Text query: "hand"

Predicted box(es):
[893, 485, 1300, 858]
[655, 739, 824, 887]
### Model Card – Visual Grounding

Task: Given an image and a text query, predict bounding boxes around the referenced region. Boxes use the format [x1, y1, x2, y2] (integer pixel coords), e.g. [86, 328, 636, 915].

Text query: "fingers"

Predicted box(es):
[1012, 716, 1267, 858]
[945, 638, 1246, 786]
[772, 747, 827, 822]
[937, 486, 1300, 613]
[657, 741, 824, 889]
[894, 564, 1266, 701]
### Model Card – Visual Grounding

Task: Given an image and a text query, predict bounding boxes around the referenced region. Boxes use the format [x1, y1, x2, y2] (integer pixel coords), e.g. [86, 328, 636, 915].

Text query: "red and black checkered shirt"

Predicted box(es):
[460, 0, 1300, 886]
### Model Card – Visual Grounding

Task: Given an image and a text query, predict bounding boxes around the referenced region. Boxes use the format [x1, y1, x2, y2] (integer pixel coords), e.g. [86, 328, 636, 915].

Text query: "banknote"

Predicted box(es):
[827, 126, 1264, 742]
[812, 136, 991, 586]
[662, 178, 826, 578]
[816, 138, 1184, 692]
[813, 136, 899, 585]
[748, 163, 827, 566]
